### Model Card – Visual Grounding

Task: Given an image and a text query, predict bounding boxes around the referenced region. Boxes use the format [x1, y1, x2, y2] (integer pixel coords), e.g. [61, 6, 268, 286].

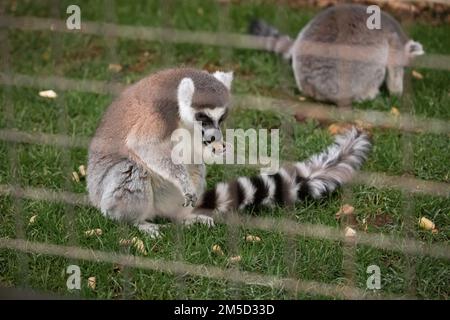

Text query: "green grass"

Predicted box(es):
[0, 0, 449, 299]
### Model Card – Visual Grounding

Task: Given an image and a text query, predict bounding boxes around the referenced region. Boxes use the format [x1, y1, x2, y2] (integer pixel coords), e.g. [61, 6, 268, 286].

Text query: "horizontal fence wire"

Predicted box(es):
[0, 184, 449, 261]
[0, 14, 450, 71]
[353, 171, 449, 198]
[0, 2, 449, 299]
[0, 127, 449, 196]
[0, 237, 416, 300]
[0, 283, 74, 300]
[1, 72, 450, 136]
[0, 72, 124, 95]
[235, 95, 450, 136]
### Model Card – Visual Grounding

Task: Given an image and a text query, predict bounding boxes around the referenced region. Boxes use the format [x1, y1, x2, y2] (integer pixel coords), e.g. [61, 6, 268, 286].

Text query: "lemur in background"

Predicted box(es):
[249, 4, 424, 106]
[87, 68, 371, 238]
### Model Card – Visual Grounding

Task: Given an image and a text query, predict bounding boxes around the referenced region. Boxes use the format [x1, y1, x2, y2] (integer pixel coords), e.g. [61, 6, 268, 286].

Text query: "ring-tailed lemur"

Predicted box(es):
[87, 68, 371, 238]
[249, 4, 424, 106]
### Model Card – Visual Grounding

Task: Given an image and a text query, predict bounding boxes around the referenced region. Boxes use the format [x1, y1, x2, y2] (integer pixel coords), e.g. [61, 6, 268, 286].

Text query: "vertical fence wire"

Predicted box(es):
[103, 0, 135, 300]
[274, 0, 302, 299]
[399, 10, 417, 297]
[49, 0, 80, 297]
[335, 0, 359, 292]
[218, 0, 245, 299]
[0, 0, 29, 289]
[158, 0, 189, 299]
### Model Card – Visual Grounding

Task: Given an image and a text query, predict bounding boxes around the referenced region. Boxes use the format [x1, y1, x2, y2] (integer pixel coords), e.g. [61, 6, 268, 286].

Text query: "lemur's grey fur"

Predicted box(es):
[87, 68, 232, 237]
[249, 4, 424, 106]
[87, 67, 372, 238]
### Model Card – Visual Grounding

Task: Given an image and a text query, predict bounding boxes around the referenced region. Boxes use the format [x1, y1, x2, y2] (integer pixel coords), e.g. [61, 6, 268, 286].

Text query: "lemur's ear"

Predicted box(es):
[213, 71, 233, 90]
[177, 77, 195, 123]
[406, 40, 424, 57]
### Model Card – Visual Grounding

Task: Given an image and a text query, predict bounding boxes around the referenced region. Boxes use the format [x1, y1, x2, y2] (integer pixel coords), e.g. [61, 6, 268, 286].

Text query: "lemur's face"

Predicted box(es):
[177, 70, 233, 159]
[195, 107, 228, 156]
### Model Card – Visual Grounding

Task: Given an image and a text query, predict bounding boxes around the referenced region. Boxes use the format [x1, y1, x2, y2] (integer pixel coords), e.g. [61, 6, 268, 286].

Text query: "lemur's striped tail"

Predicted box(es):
[248, 19, 294, 59]
[195, 128, 371, 214]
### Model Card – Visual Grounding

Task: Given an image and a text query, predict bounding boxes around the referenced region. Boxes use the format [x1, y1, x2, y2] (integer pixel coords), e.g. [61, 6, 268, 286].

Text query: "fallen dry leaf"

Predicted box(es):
[344, 226, 357, 238]
[71, 171, 80, 183]
[29, 215, 38, 225]
[212, 244, 224, 256]
[412, 70, 424, 80]
[245, 235, 261, 243]
[229, 255, 242, 263]
[119, 237, 148, 255]
[390, 107, 400, 117]
[418, 217, 435, 230]
[132, 237, 148, 255]
[108, 63, 123, 73]
[328, 123, 343, 136]
[353, 119, 374, 132]
[119, 239, 133, 246]
[335, 204, 358, 227]
[87, 277, 96, 290]
[39, 90, 58, 99]
[84, 228, 102, 237]
[78, 165, 87, 177]
[328, 123, 354, 136]
[298, 96, 306, 101]
[335, 204, 355, 219]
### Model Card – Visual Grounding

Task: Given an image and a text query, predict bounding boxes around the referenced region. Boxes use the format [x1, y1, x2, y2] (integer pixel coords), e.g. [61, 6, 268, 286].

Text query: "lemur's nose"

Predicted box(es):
[203, 127, 222, 144]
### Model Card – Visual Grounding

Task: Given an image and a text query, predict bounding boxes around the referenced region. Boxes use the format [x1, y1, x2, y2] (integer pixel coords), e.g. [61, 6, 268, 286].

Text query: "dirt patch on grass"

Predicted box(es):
[65, 42, 105, 61]
[279, 0, 450, 25]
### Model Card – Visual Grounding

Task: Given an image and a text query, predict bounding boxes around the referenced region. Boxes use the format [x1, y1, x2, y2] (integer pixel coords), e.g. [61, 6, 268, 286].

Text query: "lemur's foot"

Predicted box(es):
[183, 214, 215, 228]
[182, 193, 198, 207]
[135, 222, 161, 239]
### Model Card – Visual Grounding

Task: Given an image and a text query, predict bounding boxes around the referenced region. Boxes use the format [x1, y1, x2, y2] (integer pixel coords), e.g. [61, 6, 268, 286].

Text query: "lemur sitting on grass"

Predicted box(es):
[87, 68, 371, 238]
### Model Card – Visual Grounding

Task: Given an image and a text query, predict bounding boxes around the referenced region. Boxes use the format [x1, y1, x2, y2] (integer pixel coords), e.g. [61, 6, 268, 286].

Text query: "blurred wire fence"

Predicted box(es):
[0, 0, 449, 300]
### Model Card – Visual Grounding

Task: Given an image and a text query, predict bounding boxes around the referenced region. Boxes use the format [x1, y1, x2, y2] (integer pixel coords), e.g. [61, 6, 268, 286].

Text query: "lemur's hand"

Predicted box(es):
[183, 192, 198, 207]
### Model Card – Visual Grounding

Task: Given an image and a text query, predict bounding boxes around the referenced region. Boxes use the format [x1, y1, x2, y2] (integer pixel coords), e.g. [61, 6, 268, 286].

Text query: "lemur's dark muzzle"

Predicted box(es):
[202, 127, 226, 154]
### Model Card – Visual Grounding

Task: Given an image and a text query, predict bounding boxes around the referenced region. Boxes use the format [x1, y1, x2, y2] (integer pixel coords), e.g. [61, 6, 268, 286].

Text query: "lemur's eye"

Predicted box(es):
[195, 112, 213, 125]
